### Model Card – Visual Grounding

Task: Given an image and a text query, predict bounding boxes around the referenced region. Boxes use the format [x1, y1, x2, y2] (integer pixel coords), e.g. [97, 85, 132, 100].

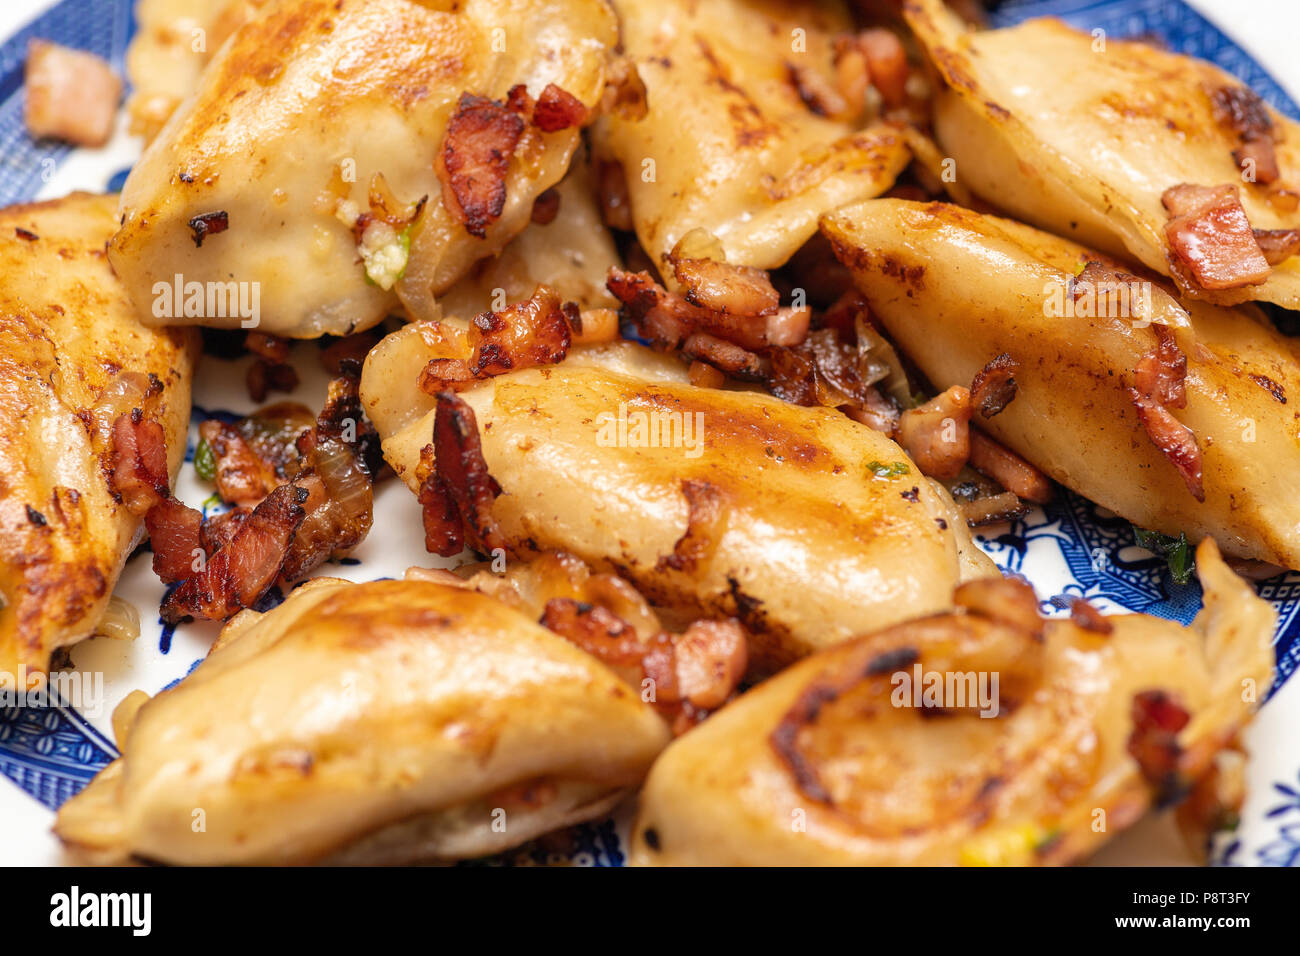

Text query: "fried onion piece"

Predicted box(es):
[436, 92, 525, 239]
[969, 353, 1018, 418]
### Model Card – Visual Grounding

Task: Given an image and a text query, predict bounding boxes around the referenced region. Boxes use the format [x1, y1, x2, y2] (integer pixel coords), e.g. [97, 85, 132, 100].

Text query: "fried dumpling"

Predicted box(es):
[629, 540, 1273, 865]
[109, 0, 617, 337]
[905, 0, 1300, 307]
[361, 331, 995, 673]
[55, 577, 669, 865]
[0, 193, 198, 683]
[822, 198, 1300, 570]
[589, 0, 909, 274]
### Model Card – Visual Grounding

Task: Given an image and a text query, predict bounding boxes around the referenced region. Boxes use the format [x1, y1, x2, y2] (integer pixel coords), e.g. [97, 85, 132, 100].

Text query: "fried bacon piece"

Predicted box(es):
[896, 386, 971, 481]
[967, 431, 1053, 504]
[969, 353, 1018, 418]
[161, 483, 309, 623]
[1129, 388, 1205, 502]
[673, 257, 780, 317]
[532, 83, 589, 133]
[319, 330, 382, 376]
[607, 267, 794, 352]
[788, 61, 850, 120]
[530, 187, 561, 225]
[1068, 597, 1114, 635]
[857, 28, 909, 110]
[246, 359, 299, 403]
[418, 285, 572, 393]
[1253, 227, 1300, 266]
[1133, 325, 1187, 408]
[1161, 184, 1271, 290]
[596, 160, 634, 231]
[1127, 689, 1193, 805]
[1210, 85, 1279, 186]
[24, 40, 122, 147]
[540, 597, 747, 734]
[144, 496, 204, 584]
[681, 333, 763, 379]
[200, 404, 315, 509]
[417, 392, 505, 557]
[109, 409, 170, 516]
[658, 479, 728, 573]
[436, 92, 525, 238]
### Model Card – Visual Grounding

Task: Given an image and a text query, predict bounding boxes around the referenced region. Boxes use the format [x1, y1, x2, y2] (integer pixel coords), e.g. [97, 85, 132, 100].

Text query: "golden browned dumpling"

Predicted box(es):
[630, 540, 1273, 865]
[55, 577, 670, 865]
[362, 335, 995, 673]
[905, 0, 1300, 307]
[821, 198, 1300, 569]
[109, 0, 617, 337]
[590, 0, 909, 274]
[0, 193, 197, 683]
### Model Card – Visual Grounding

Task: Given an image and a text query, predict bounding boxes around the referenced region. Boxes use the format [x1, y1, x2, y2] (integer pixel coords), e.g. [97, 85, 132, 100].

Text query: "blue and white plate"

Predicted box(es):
[2, 0, 1299, 867]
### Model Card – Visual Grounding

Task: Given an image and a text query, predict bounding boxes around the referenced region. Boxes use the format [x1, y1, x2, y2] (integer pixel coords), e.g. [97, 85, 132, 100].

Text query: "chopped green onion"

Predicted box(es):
[194, 438, 216, 482]
[1132, 526, 1194, 586]
[867, 460, 910, 479]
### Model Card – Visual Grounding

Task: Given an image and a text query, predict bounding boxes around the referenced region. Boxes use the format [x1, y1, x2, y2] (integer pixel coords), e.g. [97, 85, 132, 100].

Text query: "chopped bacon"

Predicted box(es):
[896, 386, 971, 481]
[200, 508, 247, 555]
[436, 92, 524, 238]
[187, 211, 229, 248]
[246, 358, 299, 403]
[765, 306, 812, 348]
[688, 360, 726, 389]
[24, 40, 122, 147]
[1127, 689, 1192, 804]
[200, 419, 282, 509]
[673, 257, 779, 317]
[658, 479, 728, 573]
[857, 28, 909, 110]
[596, 160, 634, 231]
[540, 596, 747, 733]
[843, 387, 902, 435]
[245, 332, 289, 364]
[1253, 228, 1300, 266]
[969, 353, 1018, 418]
[1161, 183, 1271, 290]
[787, 61, 849, 119]
[417, 392, 505, 557]
[968, 430, 1053, 504]
[144, 496, 204, 584]
[1068, 597, 1114, 635]
[319, 330, 381, 376]
[1129, 388, 1205, 502]
[607, 267, 774, 352]
[681, 333, 763, 379]
[1210, 85, 1279, 186]
[418, 285, 571, 393]
[1133, 325, 1187, 408]
[109, 409, 170, 516]
[161, 483, 308, 623]
[532, 83, 589, 133]
[530, 187, 561, 225]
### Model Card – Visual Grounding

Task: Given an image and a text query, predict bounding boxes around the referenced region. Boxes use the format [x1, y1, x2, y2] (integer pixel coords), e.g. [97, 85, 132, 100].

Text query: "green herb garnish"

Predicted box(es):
[194, 438, 216, 482]
[867, 460, 911, 480]
[1132, 526, 1194, 586]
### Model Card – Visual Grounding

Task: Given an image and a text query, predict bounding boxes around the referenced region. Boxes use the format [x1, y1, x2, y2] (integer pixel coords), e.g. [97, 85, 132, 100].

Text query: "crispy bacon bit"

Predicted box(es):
[245, 332, 289, 364]
[596, 160, 633, 231]
[161, 483, 308, 623]
[200, 508, 247, 555]
[540, 596, 747, 733]
[15, 227, 38, 241]
[659, 479, 728, 573]
[1134, 325, 1187, 408]
[144, 496, 203, 584]
[319, 329, 381, 375]
[436, 92, 525, 238]
[967, 430, 1053, 504]
[608, 267, 772, 351]
[681, 332, 763, 379]
[953, 576, 1044, 639]
[1161, 184, 1271, 290]
[1253, 228, 1300, 266]
[1127, 689, 1192, 805]
[1129, 388, 1205, 502]
[1068, 597, 1114, 635]
[1250, 372, 1287, 404]
[896, 386, 971, 481]
[109, 409, 170, 516]
[673, 257, 779, 317]
[504, 83, 534, 118]
[418, 392, 505, 557]
[187, 210, 229, 248]
[530, 187, 561, 225]
[418, 285, 571, 394]
[24, 40, 122, 147]
[969, 353, 1019, 418]
[765, 306, 812, 348]
[246, 359, 300, 403]
[688, 360, 726, 389]
[1210, 85, 1279, 186]
[857, 28, 909, 110]
[532, 83, 589, 133]
[787, 61, 849, 119]
[200, 405, 315, 509]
